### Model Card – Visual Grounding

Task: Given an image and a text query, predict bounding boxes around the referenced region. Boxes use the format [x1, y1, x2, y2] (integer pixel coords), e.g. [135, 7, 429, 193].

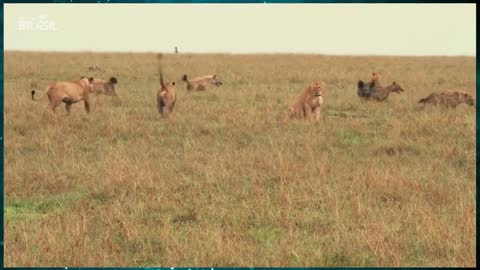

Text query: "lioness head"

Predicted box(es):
[309, 81, 326, 97]
[80, 77, 95, 93]
[372, 72, 382, 84]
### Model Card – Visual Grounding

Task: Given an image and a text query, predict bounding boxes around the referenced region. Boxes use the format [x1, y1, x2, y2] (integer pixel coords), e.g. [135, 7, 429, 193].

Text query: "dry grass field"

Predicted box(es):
[3, 51, 476, 267]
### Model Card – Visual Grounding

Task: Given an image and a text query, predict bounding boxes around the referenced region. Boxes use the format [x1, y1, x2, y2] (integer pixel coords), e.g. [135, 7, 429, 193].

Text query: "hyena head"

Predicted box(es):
[212, 75, 223, 86]
[459, 92, 475, 106]
[391, 81, 404, 93]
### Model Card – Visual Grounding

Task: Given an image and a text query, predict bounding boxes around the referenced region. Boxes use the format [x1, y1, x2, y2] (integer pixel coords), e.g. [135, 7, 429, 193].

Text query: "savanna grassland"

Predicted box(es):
[3, 51, 476, 267]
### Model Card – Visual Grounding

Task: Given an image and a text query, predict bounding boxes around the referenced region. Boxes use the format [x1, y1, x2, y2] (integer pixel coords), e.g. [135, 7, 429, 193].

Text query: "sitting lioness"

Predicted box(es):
[31, 77, 95, 113]
[419, 90, 475, 108]
[287, 81, 327, 120]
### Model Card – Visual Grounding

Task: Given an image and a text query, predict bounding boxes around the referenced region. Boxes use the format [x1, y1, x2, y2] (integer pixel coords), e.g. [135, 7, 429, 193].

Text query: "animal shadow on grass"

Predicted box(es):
[324, 111, 368, 119]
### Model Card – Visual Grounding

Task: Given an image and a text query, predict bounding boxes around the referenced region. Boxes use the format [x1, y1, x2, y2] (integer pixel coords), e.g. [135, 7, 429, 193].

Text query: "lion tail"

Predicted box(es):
[31, 83, 49, 101]
[109, 77, 118, 84]
[182, 74, 188, 82]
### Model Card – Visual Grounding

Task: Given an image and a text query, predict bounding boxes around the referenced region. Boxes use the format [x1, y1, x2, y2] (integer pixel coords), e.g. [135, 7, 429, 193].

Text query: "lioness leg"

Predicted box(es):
[170, 101, 176, 112]
[50, 100, 62, 113]
[62, 97, 74, 114]
[65, 103, 72, 113]
[157, 96, 165, 115]
[313, 106, 321, 121]
[303, 104, 313, 119]
[84, 100, 90, 113]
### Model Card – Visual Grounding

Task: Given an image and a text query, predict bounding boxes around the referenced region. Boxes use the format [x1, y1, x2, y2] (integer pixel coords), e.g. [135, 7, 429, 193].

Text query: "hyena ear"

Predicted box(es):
[89, 77, 94, 83]
[358, 80, 364, 88]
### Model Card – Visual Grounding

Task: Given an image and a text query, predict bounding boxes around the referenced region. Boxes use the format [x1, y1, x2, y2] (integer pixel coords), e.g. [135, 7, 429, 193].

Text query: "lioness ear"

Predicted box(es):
[213, 75, 217, 79]
[172, 82, 175, 86]
[393, 81, 396, 85]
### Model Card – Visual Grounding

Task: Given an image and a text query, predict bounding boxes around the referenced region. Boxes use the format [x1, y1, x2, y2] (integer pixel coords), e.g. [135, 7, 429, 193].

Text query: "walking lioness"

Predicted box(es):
[288, 81, 327, 120]
[156, 54, 176, 116]
[157, 73, 176, 116]
[182, 74, 223, 91]
[31, 77, 95, 114]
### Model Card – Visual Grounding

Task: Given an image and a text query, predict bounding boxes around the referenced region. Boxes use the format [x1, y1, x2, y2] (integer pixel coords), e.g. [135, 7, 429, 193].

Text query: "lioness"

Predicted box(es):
[182, 74, 223, 91]
[419, 90, 475, 108]
[32, 77, 95, 113]
[288, 81, 326, 120]
[157, 73, 176, 116]
[92, 77, 118, 96]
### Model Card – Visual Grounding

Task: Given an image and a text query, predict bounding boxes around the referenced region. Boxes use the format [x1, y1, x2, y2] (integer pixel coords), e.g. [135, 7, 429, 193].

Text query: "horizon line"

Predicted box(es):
[4, 49, 476, 58]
